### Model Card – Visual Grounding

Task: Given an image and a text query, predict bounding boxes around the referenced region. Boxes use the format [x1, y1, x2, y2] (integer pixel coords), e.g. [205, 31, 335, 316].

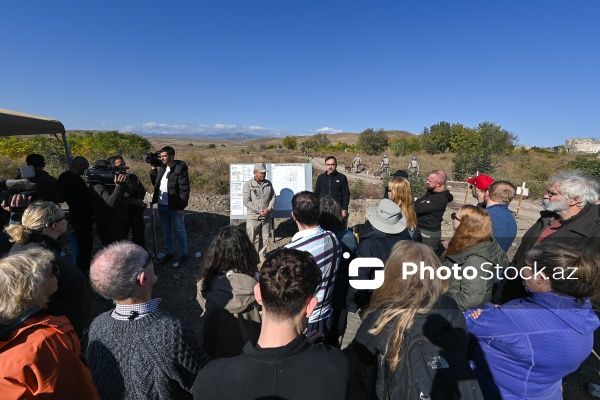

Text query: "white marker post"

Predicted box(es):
[515, 182, 529, 217]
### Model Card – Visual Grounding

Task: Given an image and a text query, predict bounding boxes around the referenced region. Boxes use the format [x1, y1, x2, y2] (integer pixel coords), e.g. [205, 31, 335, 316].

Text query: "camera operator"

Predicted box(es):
[108, 156, 147, 248]
[58, 156, 94, 276]
[89, 160, 130, 246]
[17, 154, 65, 204]
[149, 146, 190, 266]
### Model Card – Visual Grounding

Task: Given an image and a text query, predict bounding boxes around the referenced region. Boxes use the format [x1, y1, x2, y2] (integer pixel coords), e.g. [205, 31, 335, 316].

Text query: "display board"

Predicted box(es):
[230, 163, 312, 219]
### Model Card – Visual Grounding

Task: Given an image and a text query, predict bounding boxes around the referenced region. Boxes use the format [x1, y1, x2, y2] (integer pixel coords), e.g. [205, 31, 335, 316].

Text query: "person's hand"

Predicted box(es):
[260, 208, 269, 217]
[342, 210, 348, 218]
[469, 309, 484, 320]
[440, 240, 449, 250]
[114, 173, 128, 185]
[1, 193, 32, 213]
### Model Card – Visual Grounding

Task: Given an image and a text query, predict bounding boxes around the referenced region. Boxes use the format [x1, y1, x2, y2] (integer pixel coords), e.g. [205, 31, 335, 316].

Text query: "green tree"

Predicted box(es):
[282, 136, 298, 150]
[477, 122, 517, 155]
[421, 122, 452, 154]
[303, 133, 331, 149]
[449, 124, 481, 153]
[357, 128, 389, 155]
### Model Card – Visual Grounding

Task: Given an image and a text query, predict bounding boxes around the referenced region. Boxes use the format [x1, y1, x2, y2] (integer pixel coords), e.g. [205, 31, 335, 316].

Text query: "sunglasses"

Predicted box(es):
[51, 263, 60, 277]
[50, 212, 70, 225]
[546, 189, 560, 197]
[450, 212, 461, 222]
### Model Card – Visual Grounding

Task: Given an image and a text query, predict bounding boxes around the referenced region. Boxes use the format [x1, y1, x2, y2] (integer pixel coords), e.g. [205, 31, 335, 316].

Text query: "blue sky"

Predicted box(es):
[2, 1, 599, 146]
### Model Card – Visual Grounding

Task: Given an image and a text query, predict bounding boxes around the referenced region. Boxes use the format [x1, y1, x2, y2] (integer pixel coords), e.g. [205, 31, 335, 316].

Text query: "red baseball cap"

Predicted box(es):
[468, 174, 494, 191]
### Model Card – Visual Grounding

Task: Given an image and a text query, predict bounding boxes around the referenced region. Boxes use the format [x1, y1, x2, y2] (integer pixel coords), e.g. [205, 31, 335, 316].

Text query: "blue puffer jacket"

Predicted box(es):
[466, 292, 599, 400]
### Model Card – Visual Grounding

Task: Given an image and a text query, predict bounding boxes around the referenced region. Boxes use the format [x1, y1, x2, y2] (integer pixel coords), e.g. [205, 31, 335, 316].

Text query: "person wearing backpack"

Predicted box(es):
[347, 241, 484, 400]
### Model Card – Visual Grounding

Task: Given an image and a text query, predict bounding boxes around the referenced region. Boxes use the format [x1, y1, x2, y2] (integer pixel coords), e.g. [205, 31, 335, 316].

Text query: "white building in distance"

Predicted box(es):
[564, 138, 600, 154]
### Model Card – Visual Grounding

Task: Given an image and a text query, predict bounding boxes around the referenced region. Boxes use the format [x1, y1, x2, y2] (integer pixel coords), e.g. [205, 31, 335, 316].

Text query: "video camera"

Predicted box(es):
[0, 179, 38, 209]
[145, 151, 163, 167]
[85, 160, 130, 185]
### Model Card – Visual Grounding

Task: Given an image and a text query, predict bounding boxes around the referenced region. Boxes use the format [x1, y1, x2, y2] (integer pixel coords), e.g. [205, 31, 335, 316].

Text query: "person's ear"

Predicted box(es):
[536, 271, 552, 290]
[305, 296, 318, 318]
[253, 283, 263, 306]
[291, 211, 297, 222]
[138, 270, 147, 286]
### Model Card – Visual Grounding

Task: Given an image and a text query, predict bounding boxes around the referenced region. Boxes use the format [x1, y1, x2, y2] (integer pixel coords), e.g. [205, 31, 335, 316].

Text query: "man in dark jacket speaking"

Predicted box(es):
[150, 146, 190, 266]
[314, 156, 350, 219]
[414, 170, 454, 249]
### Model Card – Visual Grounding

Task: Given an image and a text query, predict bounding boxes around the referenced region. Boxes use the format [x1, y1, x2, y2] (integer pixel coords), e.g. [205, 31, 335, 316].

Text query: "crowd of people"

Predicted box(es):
[0, 151, 599, 399]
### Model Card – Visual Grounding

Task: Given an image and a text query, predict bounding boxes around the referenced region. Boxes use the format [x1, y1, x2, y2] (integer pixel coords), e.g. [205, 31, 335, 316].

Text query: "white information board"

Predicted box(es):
[230, 163, 313, 219]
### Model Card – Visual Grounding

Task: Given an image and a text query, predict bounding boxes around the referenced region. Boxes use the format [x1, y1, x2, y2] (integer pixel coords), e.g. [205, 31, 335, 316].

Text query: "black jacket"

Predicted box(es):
[414, 189, 454, 231]
[193, 335, 350, 400]
[350, 295, 474, 400]
[30, 170, 65, 204]
[346, 228, 412, 312]
[314, 170, 350, 211]
[57, 171, 93, 222]
[9, 235, 89, 338]
[150, 160, 190, 210]
[501, 203, 600, 303]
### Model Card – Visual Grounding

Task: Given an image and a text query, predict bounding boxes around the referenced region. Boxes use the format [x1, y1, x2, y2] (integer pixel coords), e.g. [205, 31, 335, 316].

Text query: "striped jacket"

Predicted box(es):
[285, 226, 341, 324]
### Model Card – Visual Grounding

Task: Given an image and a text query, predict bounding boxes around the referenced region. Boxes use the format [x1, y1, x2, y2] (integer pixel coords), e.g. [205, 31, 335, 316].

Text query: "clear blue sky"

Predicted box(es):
[2, 1, 599, 146]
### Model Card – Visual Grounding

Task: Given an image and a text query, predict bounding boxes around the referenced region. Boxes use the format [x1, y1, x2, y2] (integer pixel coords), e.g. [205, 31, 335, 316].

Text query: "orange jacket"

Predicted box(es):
[0, 314, 99, 399]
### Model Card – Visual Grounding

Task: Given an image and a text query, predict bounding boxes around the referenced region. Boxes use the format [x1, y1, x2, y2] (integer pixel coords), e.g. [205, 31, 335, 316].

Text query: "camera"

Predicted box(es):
[0, 179, 38, 210]
[85, 160, 130, 185]
[145, 151, 163, 167]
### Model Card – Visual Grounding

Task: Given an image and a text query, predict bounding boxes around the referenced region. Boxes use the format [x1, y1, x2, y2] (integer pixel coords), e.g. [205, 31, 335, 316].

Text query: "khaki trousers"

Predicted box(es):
[246, 217, 272, 259]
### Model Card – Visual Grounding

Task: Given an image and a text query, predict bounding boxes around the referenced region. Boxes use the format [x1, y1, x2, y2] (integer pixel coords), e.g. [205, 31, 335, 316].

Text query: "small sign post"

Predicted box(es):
[515, 182, 529, 217]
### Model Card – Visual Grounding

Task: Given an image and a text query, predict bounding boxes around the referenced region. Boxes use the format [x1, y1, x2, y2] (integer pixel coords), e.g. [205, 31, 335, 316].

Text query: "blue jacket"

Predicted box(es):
[486, 204, 517, 252]
[466, 292, 599, 400]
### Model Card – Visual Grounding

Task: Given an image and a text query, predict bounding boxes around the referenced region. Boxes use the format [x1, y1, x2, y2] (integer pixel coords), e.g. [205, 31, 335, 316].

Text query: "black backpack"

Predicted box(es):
[381, 332, 484, 400]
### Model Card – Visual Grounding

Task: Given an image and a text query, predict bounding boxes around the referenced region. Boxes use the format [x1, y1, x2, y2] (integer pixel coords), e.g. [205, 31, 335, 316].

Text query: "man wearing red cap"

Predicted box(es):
[468, 174, 494, 208]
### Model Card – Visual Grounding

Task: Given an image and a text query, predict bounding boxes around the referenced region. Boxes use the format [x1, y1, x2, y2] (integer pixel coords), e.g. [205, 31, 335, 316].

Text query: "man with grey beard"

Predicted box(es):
[500, 170, 600, 303]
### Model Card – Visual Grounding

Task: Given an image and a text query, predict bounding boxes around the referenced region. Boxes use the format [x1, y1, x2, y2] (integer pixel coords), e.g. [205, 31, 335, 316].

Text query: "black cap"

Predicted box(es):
[391, 170, 409, 179]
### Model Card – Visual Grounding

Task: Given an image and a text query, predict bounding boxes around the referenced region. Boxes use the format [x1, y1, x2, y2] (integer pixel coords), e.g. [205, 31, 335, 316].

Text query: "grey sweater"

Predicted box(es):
[87, 308, 210, 400]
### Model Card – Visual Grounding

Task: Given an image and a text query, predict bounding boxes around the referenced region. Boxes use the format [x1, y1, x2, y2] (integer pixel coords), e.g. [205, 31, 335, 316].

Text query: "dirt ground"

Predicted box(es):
[85, 182, 600, 398]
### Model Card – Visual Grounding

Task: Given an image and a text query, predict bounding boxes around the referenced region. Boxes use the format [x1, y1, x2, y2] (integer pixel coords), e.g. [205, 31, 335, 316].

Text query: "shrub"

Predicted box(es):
[350, 179, 365, 199]
[208, 144, 216, 149]
[283, 136, 298, 150]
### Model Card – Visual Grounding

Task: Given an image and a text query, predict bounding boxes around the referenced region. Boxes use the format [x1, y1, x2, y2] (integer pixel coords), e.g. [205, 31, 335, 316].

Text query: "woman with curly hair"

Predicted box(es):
[441, 205, 508, 311]
[5, 201, 89, 338]
[196, 225, 262, 358]
[0, 248, 99, 398]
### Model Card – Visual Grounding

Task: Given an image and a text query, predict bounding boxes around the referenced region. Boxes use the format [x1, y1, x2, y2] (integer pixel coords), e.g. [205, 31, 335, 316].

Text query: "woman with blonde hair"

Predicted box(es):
[0, 248, 99, 398]
[5, 201, 89, 338]
[442, 205, 508, 311]
[350, 241, 482, 399]
[387, 177, 420, 241]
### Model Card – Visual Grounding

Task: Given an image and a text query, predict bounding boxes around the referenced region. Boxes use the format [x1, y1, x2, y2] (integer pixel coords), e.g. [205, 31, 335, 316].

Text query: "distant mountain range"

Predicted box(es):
[137, 131, 271, 141]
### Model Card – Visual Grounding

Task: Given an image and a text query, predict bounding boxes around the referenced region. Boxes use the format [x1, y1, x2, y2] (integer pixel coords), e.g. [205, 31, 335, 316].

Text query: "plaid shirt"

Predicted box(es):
[111, 298, 162, 321]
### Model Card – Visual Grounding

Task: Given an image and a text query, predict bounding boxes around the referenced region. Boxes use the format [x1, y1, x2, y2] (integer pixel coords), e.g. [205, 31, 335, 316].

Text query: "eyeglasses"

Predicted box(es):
[546, 189, 560, 197]
[52, 263, 60, 277]
[450, 213, 461, 222]
[135, 252, 155, 282]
